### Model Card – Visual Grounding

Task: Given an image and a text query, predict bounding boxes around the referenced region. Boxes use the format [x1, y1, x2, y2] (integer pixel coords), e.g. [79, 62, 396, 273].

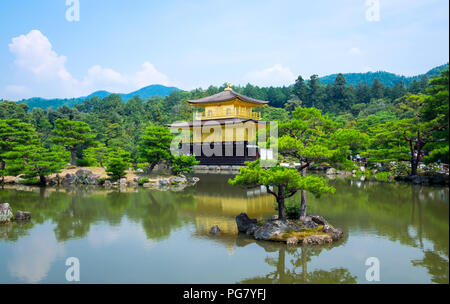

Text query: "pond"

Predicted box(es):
[0, 174, 448, 284]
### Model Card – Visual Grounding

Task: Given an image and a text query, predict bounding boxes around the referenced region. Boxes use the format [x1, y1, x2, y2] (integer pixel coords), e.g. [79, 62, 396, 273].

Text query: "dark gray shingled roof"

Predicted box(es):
[188, 89, 268, 105]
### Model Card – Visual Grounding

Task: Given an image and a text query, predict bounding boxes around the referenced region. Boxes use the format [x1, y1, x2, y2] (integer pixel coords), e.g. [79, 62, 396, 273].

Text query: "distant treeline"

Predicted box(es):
[0, 69, 448, 168]
[7, 63, 448, 111]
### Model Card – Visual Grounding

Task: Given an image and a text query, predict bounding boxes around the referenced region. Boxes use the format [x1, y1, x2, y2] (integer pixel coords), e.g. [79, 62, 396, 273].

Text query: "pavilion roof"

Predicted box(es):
[188, 89, 268, 105]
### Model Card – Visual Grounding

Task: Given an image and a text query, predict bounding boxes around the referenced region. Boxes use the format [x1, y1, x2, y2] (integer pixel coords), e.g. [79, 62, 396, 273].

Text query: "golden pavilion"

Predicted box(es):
[169, 83, 268, 165]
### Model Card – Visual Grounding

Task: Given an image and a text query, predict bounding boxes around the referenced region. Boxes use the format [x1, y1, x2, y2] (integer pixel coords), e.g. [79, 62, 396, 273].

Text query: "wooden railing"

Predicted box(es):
[194, 111, 261, 120]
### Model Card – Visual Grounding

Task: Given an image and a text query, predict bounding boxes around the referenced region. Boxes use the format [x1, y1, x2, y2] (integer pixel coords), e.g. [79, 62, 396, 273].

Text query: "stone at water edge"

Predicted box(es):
[104, 180, 112, 187]
[14, 211, 31, 221]
[62, 173, 77, 185]
[253, 220, 290, 240]
[187, 177, 200, 185]
[75, 169, 92, 179]
[309, 215, 328, 226]
[85, 174, 101, 185]
[0, 203, 13, 223]
[169, 175, 187, 185]
[246, 224, 258, 236]
[158, 179, 170, 186]
[286, 237, 299, 245]
[322, 224, 344, 241]
[303, 234, 333, 245]
[209, 225, 221, 235]
[235, 213, 258, 233]
[325, 168, 337, 175]
[119, 178, 127, 185]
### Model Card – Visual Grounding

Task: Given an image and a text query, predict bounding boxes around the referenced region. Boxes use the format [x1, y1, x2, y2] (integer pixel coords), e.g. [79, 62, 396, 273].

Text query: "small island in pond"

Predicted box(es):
[235, 213, 343, 245]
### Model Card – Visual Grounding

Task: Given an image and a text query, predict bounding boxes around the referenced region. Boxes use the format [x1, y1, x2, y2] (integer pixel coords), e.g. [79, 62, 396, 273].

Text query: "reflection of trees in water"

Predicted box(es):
[284, 178, 449, 284]
[239, 241, 357, 284]
[410, 186, 449, 283]
[293, 179, 449, 256]
[0, 186, 196, 242]
[412, 250, 449, 284]
[0, 178, 448, 283]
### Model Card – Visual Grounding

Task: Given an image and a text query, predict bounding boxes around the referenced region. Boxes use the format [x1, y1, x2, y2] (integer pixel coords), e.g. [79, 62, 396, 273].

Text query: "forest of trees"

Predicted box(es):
[0, 68, 448, 186]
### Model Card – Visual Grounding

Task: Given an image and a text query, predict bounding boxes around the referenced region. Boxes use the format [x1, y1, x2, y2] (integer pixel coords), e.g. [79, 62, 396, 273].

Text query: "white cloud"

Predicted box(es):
[133, 62, 171, 88]
[9, 30, 73, 81]
[4, 30, 172, 100]
[244, 64, 295, 87]
[8, 226, 65, 283]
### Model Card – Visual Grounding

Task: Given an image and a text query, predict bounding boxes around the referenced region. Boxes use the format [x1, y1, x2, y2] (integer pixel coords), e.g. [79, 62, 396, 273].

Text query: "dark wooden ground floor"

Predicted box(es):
[179, 141, 259, 165]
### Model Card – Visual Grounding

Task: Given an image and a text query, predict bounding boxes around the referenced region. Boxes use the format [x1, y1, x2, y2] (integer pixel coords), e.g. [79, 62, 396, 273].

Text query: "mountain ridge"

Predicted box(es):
[12, 63, 449, 110]
[318, 63, 448, 87]
[16, 84, 180, 111]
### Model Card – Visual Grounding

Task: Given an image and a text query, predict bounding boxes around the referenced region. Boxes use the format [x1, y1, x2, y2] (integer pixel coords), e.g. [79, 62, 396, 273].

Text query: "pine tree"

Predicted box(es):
[308, 75, 324, 109]
[138, 125, 173, 173]
[0, 119, 37, 181]
[293, 76, 309, 103]
[84, 143, 109, 167]
[371, 78, 385, 99]
[106, 148, 131, 180]
[52, 118, 95, 165]
[170, 155, 199, 175]
[25, 145, 69, 184]
[230, 160, 334, 221]
[0, 119, 68, 184]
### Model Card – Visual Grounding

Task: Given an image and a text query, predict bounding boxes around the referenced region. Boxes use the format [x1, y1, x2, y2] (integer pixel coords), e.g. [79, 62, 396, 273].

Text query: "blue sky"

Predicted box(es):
[0, 0, 448, 100]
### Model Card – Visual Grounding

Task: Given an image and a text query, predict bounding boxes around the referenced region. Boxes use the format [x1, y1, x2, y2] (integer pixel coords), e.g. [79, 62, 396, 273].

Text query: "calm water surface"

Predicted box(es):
[0, 174, 448, 284]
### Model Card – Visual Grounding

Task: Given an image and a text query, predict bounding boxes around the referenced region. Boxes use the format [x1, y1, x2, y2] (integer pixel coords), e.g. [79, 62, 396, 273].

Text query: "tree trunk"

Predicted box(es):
[301, 246, 308, 282]
[70, 150, 76, 166]
[410, 159, 418, 176]
[39, 175, 46, 186]
[277, 248, 286, 281]
[277, 185, 286, 221]
[0, 160, 4, 185]
[148, 163, 156, 174]
[299, 167, 307, 219]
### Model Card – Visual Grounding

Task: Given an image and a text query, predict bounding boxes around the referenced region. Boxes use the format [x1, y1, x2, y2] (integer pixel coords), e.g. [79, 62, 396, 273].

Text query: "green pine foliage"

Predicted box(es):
[84, 143, 109, 167]
[170, 155, 199, 175]
[229, 160, 334, 220]
[0, 67, 448, 185]
[106, 149, 131, 180]
[138, 125, 173, 172]
[0, 119, 68, 184]
[52, 118, 95, 165]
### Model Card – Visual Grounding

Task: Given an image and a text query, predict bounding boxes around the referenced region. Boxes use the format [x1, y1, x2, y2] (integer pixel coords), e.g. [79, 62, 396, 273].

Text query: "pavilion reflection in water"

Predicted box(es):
[182, 178, 276, 236]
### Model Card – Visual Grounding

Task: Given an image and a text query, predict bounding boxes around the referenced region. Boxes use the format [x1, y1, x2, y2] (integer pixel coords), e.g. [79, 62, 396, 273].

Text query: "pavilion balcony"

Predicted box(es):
[194, 111, 261, 121]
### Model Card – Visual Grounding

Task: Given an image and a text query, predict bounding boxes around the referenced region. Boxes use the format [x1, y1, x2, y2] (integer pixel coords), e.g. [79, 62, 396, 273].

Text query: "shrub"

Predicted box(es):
[333, 159, 356, 171]
[375, 172, 391, 182]
[138, 177, 149, 185]
[391, 161, 410, 176]
[285, 202, 301, 220]
[97, 177, 108, 185]
[423, 163, 441, 175]
[76, 158, 93, 167]
[170, 155, 199, 175]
